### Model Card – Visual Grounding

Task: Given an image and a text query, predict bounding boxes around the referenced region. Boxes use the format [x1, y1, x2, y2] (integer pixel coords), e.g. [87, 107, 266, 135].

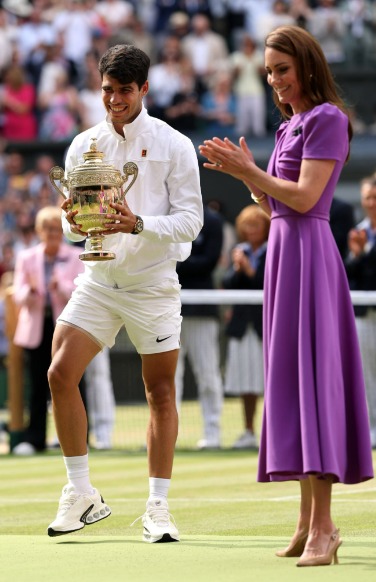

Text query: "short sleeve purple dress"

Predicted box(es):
[257, 103, 374, 484]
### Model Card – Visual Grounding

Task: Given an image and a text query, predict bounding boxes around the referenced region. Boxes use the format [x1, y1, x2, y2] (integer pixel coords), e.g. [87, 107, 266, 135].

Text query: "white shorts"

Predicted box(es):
[57, 279, 182, 354]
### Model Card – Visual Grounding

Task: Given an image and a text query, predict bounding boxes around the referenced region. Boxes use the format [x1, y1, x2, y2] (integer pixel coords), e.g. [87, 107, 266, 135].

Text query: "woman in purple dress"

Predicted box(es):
[199, 25, 373, 568]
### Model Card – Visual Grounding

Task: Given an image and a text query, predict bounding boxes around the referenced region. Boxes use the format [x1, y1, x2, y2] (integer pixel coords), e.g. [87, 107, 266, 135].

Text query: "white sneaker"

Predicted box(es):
[47, 485, 111, 537]
[232, 430, 258, 450]
[137, 499, 179, 543]
[196, 438, 221, 450]
[12, 442, 37, 456]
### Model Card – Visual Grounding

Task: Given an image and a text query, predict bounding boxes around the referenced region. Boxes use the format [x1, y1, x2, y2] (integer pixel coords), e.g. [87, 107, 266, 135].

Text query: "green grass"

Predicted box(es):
[0, 401, 375, 581]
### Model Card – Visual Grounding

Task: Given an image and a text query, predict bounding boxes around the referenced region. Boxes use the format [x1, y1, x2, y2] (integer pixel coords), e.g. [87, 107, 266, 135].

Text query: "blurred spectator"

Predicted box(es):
[230, 33, 267, 138]
[110, 15, 157, 65]
[28, 154, 58, 201]
[0, 64, 38, 141]
[147, 35, 189, 121]
[167, 10, 190, 42]
[153, 0, 182, 38]
[78, 69, 103, 130]
[11, 205, 84, 455]
[13, 3, 55, 86]
[181, 12, 229, 94]
[38, 68, 81, 141]
[12, 209, 38, 258]
[175, 205, 224, 449]
[223, 204, 270, 449]
[345, 174, 376, 448]
[308, 0, 347, 65]
[0, 7, 18, 77]
[0, 151, 31, 200]
[199, 70, 236, 137]
[342, 0, 376, 65]
[164, 57, 201, 132]
[289, 0, 313, 29]
[94, 0, 134, 37]
[0, 240, 15, 277]
[37, 39, 71, 99]
[206, 198, 237, 282]
[254, 0, 295, 47]
[329, 196, 355, 260]
[51, 0, 100, 88]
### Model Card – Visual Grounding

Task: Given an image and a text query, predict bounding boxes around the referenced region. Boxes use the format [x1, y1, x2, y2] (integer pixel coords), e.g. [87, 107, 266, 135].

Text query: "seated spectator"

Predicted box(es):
[0, 64, 38, 141]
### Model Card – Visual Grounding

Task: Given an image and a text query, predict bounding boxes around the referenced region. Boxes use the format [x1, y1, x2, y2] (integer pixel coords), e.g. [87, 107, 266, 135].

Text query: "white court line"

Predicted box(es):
[1, 489, 375, 505]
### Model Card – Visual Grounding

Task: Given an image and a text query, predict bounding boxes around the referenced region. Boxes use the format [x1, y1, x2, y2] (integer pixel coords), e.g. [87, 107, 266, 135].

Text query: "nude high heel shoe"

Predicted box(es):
[275, 532, 308, 557]
[296, 529, 342, 567]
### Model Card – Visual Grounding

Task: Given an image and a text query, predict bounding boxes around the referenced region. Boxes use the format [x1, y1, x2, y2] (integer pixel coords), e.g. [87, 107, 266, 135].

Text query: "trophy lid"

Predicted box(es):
[67, 138, 124, 188]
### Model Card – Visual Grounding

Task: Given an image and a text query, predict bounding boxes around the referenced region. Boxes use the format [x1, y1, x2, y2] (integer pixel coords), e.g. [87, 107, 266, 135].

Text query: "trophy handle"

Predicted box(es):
[122, 162, 138, 196]
[49, 166, 69, 199]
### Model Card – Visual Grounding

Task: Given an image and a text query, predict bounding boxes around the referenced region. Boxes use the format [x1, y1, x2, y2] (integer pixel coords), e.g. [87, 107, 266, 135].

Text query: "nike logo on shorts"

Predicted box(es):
[156, 335, 172, 343]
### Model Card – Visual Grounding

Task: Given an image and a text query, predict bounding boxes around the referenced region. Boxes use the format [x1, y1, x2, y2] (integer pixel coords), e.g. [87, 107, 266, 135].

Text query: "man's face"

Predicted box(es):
[101, 74, 148, 131]
[361, 183, 376, 223]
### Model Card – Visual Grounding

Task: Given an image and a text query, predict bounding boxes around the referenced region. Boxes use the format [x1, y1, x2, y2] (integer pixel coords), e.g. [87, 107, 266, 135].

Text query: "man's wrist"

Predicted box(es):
[131, 215, 144, 235]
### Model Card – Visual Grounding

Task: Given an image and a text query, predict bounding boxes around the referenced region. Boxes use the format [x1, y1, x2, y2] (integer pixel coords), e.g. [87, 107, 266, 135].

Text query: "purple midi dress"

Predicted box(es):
[257, 103, 374, 484]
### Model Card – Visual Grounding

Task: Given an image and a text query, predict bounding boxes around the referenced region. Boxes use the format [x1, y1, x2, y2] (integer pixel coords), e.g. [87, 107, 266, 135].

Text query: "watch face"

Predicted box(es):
[134, 216, 143, 233]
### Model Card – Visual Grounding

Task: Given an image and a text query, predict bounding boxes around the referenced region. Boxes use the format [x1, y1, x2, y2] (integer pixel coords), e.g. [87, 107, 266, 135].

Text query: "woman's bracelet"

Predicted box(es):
[251, 192, 266, 204]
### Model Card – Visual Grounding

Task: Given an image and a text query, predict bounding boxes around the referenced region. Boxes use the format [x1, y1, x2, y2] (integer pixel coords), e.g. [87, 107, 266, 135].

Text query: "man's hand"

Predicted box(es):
[100, 201, 137, 234]
[61, 198, 86, 236]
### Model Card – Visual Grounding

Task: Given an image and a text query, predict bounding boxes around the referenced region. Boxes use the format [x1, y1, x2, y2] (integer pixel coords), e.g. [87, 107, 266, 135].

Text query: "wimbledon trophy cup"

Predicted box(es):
[49, 138, 138, 261]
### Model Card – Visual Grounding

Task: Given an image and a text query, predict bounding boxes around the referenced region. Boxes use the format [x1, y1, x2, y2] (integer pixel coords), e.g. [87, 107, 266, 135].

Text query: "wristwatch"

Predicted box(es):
[131, 215, 144, 235]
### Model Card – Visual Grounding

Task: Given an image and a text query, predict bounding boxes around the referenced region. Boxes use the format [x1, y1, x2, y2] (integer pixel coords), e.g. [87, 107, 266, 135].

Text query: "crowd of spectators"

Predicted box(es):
[1, 0, 376, 271]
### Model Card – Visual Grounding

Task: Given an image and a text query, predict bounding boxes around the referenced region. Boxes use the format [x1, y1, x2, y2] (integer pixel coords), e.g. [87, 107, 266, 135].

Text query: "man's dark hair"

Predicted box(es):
[98, 44, 150, 88]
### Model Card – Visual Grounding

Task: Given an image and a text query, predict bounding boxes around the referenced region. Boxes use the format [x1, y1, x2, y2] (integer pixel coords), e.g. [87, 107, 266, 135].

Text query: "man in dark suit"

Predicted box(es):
[175, 205, 224, 449]
[330, 196, 355, 260]
[345, 175, 376, 448]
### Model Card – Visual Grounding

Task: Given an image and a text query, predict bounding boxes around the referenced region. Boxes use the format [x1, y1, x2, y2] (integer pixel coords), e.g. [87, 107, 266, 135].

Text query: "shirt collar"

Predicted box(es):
[105, 103, 149, 141]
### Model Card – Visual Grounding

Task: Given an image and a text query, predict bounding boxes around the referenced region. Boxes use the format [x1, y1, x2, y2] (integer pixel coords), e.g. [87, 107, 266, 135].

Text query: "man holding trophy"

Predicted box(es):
[47, 44, 203, 542]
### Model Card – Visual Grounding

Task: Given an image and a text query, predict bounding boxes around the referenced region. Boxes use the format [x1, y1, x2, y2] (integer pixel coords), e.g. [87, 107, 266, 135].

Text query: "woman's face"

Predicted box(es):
[241, 217, 268, 248]
[265, 47, 305, 114]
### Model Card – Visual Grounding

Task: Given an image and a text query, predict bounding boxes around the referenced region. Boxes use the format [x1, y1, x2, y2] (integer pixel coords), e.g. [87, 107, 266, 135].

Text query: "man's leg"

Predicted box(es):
[185, 318, 223, 448]
[47, 323, 111, 537]
[85, 347, 116, 449]
[140, 349, 180, 543]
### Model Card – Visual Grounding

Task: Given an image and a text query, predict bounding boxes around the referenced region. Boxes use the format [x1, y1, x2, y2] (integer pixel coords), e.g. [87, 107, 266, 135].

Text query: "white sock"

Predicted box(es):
[63, 454, 94, 494]
[148, 477, 170, 502]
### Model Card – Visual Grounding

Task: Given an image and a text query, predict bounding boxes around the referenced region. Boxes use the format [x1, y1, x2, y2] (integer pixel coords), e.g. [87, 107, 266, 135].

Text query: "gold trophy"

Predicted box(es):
[49, 138, 138, 261]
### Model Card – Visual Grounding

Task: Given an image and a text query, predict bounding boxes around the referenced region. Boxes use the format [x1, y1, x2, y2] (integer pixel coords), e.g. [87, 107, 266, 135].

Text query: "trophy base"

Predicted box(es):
[79, 250, 115, 261]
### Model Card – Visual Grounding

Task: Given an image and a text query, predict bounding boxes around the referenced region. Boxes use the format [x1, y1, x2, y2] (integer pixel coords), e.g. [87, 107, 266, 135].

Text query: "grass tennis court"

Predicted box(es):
[1, 447, 375, 582]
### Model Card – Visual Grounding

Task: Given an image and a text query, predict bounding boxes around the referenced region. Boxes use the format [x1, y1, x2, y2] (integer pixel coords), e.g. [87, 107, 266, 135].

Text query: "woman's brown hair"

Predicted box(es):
[265, 25, 353, 146]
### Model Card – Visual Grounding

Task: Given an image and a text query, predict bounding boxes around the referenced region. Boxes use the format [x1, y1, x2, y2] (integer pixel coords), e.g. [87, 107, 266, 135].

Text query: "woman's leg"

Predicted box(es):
[276, 479, 311, 557]
[301, 475, 336, 558]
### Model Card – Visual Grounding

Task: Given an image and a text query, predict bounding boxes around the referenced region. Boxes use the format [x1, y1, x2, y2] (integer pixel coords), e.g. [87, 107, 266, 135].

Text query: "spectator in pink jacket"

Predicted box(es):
[12, 206, 84, 454]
